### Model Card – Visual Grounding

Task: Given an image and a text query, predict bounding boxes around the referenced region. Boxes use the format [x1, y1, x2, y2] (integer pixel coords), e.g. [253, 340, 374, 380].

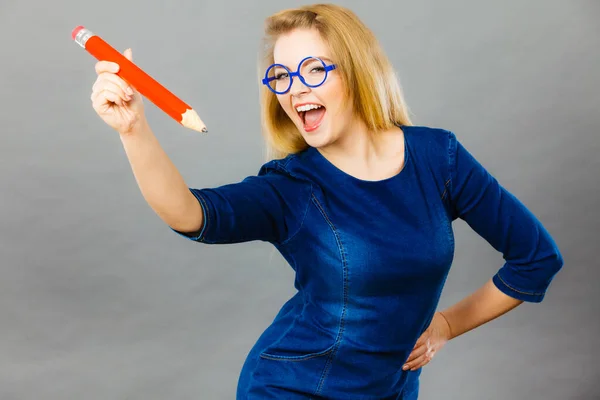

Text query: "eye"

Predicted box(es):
[274, 72, 289, 80]
[311, 66, 325, 73]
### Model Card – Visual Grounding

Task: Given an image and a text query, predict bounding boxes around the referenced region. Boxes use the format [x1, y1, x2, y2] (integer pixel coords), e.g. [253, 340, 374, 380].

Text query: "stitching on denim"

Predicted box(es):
[310, 194, 348, 395]
[266, 152, 300, 174]
[496, 272, 545, 296]
[440, 178, 451, 200]
[259, 345, 335, 362]
[267, 156, 315, 246]
[280, 154, 297, 169]
[447, 131, 456, 216]
[280, 182, 314, 246]
[194, 192, 212, 243]
[259, 301, 307, 359]
[258, 248, 320, 362]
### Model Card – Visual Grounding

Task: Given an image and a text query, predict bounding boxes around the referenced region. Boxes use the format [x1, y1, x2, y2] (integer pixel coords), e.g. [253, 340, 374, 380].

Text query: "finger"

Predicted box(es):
[405, 344, 428, 364]
[92, 82, 131, 105]
[93, 73, 134, 98]
[95, 89, 123, 107]
[405, 350, 434, 371]
[413, 333, 429, 349]
[95, 60, 120, 75]
[121, 48, 140, 93]
[92, 93, 112, 113]
[92, 89, 126, 108]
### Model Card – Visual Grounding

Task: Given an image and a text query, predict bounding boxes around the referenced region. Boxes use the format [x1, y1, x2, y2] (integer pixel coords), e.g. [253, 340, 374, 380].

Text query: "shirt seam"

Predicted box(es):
[186, 189, 212, 243]
[279, 181, 313, 246]
[271, 155, 314, 246]
[447, 130, 457, 220]
[495, 271, 546, 296]
[310, 194, 348, 394]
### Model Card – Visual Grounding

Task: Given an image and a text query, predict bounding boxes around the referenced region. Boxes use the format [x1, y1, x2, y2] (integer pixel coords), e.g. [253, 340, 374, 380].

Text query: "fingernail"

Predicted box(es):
[403, 364, 408, 370]
[126, 87, 134, 95]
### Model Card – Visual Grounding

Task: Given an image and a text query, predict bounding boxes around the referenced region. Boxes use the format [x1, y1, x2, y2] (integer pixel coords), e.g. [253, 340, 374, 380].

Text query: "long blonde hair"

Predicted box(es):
[258, 4, 414, 161]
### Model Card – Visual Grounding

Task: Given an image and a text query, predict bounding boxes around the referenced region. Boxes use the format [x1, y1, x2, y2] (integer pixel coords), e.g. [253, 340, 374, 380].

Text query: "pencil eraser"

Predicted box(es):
[71, 25, 85, 40]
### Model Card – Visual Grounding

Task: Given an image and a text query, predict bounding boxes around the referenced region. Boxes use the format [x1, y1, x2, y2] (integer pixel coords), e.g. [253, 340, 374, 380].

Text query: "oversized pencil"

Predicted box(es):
[72, 26, 207, 133]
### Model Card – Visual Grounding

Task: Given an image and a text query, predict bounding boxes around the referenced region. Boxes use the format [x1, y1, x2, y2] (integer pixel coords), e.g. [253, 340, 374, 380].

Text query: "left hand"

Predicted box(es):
[403, 311, 452, 371]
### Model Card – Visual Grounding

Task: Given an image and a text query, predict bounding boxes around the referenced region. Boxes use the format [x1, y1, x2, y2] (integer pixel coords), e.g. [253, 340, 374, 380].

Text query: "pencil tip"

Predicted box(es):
[202, 127, 208, 133]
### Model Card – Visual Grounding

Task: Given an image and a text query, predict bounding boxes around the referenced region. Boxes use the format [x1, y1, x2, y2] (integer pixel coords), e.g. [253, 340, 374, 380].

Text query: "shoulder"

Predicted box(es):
[402, 124, 457, 172]
[257, 148, 318, 186]
[403, 124, 456, 150]
[249, 151, 315, 205]
[257, 152, 301, 177]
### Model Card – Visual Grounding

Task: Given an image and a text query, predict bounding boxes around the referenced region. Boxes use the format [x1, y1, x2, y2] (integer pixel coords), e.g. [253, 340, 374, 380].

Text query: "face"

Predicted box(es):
[271, 28, 356, 149]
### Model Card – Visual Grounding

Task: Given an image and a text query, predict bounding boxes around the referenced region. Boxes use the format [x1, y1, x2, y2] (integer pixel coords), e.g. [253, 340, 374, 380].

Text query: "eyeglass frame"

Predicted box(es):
[262, 56, 337, 95]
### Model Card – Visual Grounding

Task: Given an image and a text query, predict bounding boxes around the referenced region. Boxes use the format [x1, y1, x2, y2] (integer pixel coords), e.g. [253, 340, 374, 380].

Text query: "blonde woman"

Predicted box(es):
[89, 4, 564, 399]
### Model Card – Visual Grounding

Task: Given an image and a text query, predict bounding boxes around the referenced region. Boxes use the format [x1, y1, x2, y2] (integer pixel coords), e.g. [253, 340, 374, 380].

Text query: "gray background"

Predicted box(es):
[0, 0, 598, 399]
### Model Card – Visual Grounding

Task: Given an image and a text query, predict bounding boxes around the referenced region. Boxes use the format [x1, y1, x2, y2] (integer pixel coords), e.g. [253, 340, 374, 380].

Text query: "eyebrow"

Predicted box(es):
[275, 56, 334, 69]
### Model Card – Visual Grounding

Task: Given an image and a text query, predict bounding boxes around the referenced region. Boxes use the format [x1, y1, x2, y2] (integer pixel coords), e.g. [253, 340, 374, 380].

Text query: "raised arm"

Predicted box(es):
[119, 120, 204, 233]
[90, 49, 203, 233]
[89, 49, 312, 245]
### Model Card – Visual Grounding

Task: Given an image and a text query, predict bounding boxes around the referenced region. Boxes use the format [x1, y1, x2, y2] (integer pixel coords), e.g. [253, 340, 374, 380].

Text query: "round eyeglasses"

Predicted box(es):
[262, 56, 337, 95]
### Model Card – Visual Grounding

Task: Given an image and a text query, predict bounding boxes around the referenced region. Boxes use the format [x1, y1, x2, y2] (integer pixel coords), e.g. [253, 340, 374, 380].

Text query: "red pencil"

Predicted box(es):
[72, 26, 207, 133]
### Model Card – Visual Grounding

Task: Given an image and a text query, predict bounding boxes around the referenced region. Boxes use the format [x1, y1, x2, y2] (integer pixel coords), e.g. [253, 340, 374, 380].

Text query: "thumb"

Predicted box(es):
[122, 48, 139, 94]
[124, 48, 133, 62]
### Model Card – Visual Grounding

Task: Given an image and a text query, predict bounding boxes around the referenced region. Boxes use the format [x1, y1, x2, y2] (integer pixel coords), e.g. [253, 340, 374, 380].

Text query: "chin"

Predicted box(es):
[298, 122, 333, 149]
[301, 131, 332, 149]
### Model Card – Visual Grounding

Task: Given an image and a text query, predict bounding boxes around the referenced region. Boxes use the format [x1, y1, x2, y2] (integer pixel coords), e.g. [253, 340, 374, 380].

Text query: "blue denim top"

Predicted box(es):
[173, 124, 563, 398]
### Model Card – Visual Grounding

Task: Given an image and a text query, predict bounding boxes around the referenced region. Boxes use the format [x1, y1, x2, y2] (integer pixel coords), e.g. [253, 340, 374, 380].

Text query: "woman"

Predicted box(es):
[89, 4, 564, 399]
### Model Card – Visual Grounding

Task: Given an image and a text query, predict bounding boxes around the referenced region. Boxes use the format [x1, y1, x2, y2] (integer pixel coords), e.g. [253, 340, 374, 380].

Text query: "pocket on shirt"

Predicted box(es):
[258, 314, 338, 362]
[259, 342, 336, 362]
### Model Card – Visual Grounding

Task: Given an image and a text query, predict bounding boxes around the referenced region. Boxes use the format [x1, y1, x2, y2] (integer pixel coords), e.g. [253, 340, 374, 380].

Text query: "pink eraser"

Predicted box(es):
[71, 25, 85, 40]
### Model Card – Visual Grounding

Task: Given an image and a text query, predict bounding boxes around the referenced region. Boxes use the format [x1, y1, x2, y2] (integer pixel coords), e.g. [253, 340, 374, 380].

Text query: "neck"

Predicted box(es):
[318, 119, 403, 171]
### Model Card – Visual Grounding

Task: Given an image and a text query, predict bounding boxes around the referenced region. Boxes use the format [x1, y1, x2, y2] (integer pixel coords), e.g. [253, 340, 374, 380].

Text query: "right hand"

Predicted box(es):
[91, 48, 146, 135]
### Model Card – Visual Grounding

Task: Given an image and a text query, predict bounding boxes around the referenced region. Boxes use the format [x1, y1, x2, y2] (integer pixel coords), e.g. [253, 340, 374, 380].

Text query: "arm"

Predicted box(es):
[404, 279, 523, 370]
[89, 54, 203, 233]
[439, 279, 522, 340]
[89, 52, 307, 244]
[404, 131, 563, 371]
[120, 121, 312, 245]
[444, 131, 564, 331]
[119, 119, 204, 233]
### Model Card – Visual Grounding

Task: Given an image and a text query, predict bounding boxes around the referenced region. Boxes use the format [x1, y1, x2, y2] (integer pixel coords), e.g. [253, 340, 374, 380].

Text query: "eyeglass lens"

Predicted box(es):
[266, 57, 328, 93]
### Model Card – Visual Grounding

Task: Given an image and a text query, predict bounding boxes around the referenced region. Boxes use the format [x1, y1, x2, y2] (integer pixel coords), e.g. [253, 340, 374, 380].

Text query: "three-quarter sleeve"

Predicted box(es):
[447, 131, 564, 302]
[172, 161, 312, 245]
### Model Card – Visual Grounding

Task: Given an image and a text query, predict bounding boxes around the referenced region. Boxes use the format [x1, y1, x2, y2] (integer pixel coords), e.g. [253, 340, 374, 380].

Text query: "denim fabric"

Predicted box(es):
[173, 125, 564, 399]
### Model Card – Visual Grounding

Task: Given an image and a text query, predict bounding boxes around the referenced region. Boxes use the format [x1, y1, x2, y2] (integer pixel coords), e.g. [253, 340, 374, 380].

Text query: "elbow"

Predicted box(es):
[495, 244, 564, 304]
[539, 230, 564, 278]
[170, 203, 205, 233]
[538, 245, 564, 287]
[162, 191, 205, 233]
[551, 247, 565, 275]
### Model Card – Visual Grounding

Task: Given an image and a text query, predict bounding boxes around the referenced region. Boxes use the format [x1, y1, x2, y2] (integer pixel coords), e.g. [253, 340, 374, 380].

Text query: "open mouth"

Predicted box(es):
[297, 104, 326, 132]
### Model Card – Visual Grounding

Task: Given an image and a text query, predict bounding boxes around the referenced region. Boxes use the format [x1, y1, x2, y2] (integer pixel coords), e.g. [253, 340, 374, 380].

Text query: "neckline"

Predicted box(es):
[307, 124, 411, 185]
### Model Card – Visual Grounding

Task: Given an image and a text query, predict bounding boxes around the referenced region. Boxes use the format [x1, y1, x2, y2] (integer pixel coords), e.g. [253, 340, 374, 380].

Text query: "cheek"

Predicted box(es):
[277, 98, 295, 119]
[322, 82, 348, 118]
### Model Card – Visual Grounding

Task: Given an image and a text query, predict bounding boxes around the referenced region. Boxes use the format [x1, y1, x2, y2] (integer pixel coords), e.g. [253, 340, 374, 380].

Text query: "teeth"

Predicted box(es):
[296, 104, 323, 113]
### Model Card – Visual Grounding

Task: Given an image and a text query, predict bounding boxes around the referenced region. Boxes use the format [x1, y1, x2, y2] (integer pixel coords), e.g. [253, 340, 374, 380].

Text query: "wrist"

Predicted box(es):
[437, 311, 454, 340]
[119, 118, 152, 141]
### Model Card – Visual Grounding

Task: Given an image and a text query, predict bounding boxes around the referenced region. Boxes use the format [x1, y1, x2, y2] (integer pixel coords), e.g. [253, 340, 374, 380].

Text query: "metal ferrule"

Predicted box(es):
[74, 28, 95, 48]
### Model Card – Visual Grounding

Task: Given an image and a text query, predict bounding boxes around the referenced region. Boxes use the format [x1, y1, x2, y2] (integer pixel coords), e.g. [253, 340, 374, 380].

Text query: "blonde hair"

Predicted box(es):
[258, 3, 414, 161]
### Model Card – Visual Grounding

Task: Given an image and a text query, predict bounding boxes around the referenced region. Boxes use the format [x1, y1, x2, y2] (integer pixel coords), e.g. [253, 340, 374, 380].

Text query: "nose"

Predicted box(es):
[289, 76, 309, 96]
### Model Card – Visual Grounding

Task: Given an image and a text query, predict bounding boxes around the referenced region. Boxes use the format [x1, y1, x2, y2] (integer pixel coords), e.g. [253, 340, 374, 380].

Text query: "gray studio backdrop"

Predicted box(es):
[1, 0, 598, 399]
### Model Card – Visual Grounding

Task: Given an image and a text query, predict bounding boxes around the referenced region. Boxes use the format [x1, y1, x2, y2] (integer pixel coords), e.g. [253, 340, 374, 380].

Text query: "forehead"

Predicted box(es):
[273, 28, 330, 68]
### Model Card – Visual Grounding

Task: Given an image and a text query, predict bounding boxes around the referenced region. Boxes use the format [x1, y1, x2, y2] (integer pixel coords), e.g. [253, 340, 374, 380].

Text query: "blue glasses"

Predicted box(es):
[262, 56, 337, 95]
